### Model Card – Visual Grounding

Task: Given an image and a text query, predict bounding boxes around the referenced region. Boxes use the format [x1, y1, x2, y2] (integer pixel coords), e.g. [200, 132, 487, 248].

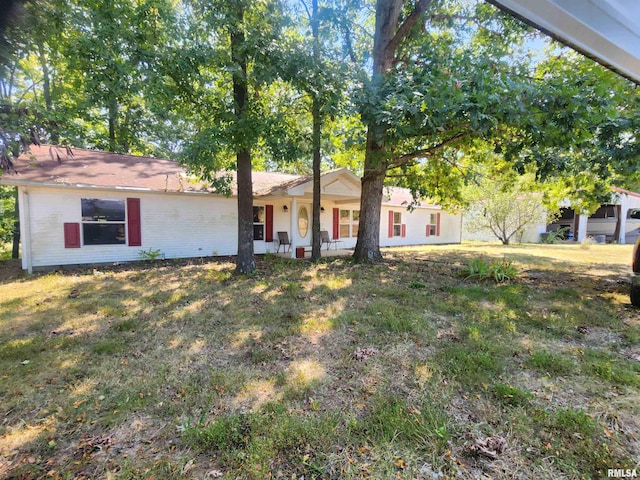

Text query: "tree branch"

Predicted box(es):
[385, 0, 432, 60]
[389, 131, 470, 167]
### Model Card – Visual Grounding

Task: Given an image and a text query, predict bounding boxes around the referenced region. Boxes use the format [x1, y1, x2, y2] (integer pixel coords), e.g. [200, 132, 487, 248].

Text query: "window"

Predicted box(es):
[339, 209, 359, 238]
[427, 213, 438, 236]
[393, 211, 402, 237]
[253, 206, 265, 240]
[559, 207, 575, 220]
[298, 206, 309, 237]
[81, 199, 126, 245]
[628, 209, 640, 220]
[426, 213, 441, 237]
[352, 210, 359, 237]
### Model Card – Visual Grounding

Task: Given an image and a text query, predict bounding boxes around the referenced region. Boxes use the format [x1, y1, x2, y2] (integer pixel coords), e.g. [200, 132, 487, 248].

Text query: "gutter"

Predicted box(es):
[0, 178, 233, 198]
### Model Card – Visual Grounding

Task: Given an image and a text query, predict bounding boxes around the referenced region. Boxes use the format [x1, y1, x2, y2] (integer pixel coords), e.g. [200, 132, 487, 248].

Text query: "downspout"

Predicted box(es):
[19, 186, 33, 273]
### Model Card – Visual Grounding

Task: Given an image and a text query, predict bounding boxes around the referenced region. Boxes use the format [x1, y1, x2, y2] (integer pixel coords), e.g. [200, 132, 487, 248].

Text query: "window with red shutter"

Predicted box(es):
[427, 212, 440, 237]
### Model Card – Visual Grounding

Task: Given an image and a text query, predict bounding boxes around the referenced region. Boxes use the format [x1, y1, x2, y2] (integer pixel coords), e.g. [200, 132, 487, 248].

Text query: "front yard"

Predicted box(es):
[1, 243, 638, 479]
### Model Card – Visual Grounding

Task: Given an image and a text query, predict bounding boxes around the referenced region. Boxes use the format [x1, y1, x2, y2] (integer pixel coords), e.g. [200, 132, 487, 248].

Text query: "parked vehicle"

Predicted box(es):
[631, 237, 640, 307]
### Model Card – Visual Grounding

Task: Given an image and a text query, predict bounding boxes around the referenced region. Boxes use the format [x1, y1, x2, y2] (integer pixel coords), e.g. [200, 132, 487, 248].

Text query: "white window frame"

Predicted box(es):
[253, 205, 265, 241]
[81, 198, 126, 245]
[393, 211, 402, 237]
[339, 209, 360, 238]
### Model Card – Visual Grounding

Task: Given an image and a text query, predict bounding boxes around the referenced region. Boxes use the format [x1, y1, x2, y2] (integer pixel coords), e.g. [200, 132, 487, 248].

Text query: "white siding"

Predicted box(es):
[21, 186, 462, 269]
[25, 187, 239, 268]
[380, 206, 461, 247]
[462, 221, 545, 243]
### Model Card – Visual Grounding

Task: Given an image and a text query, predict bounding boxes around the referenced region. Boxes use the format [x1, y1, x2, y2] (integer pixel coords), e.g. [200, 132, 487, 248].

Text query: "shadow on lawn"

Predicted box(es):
[0, 250, 637, 479]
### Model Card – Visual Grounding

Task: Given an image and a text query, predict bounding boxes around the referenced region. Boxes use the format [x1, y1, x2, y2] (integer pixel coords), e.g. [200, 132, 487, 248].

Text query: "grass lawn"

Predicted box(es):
[1, 243, 638, 479]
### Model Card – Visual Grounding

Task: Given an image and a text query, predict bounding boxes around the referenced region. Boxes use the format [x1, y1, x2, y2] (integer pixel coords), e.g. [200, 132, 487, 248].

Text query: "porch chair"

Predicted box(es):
[320, 230, 335, 250]
[277, 231, 291, 253]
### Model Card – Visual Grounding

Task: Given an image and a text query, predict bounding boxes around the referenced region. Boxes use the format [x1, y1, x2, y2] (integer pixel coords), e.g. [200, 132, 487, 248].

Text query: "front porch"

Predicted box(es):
[273, 248, 352, 260]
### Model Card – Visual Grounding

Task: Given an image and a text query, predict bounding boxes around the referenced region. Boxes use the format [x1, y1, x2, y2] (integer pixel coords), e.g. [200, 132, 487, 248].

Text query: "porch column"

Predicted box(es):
[575, 213, 588, 242]
[290, 196, 297, 258]
[617, 196, 628, 244]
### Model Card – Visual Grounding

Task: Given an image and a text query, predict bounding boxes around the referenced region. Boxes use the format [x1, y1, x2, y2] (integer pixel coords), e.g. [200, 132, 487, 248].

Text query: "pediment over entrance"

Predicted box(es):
[323, 179, 359, 196]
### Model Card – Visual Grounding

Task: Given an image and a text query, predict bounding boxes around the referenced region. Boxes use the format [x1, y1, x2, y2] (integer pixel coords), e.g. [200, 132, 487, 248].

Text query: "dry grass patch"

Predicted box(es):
[0, 244, 638, 479]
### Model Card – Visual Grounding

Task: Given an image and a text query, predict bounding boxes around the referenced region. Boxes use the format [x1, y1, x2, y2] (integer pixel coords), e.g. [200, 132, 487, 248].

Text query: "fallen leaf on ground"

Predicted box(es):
[353, 347, 378, 361]
[467, 435, 507, 460]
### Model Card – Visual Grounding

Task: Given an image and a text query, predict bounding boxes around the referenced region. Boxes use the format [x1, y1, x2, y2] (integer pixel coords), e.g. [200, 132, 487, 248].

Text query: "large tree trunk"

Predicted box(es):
[353, 0, 401, 262]
[310, 0, 322, 261]
[353, 0, 431, 262]
[108, 100, 117, 153]
[232, 3, 255, 275]
[354, 159, 386, 262]
[311, 98, 322, 261]
[236, 148, 255, 274]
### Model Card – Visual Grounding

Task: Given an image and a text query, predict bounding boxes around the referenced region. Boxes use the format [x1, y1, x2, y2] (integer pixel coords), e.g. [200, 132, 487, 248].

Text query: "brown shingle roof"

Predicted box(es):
[2, 145, 439, 208]
[6, 145, 195, 192]
[2, 145, 301, 195]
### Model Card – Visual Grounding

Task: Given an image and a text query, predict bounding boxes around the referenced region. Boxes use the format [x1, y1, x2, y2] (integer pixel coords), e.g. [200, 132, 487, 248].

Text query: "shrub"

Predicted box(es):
[540, 227, 570, 244]
[138, 248, 164, 261]
[464, 257, 518, 283]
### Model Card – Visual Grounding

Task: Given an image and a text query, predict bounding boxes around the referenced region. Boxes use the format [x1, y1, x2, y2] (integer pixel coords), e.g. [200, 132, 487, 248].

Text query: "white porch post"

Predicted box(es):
[290, 196, 297, 258]
[618, 194, 628, 244]
[575, 213, 588, 242]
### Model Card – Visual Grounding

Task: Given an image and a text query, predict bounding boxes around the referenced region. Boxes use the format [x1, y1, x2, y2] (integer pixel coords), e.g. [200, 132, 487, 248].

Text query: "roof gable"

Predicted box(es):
[285, 168, 361, 198]
[323, 178, 358, 196]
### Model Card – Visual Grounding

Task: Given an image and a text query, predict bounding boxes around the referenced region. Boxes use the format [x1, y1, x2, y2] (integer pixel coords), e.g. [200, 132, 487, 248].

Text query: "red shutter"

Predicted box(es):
[426, 224, 430, 237]
[127, 198, 142, 246]
[265, 205, 273, 242]
[401, 224, 406, 237]
[388, 211, 394, 237]
[64, 223, 81, 248]
[436, 212, 441, 236]
[333, 208, 339, 239]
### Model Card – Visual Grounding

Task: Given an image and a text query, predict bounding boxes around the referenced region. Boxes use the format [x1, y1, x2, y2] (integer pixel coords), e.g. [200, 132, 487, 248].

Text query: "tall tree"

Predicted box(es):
[462, 156, 560, 245]
[354, 0, 431, 262]
[1, 0, 182, 159]
[230, 1, 255, 274]
[175, 0, 285, 274]
[279, 0, 350, 260]
[352, 0, 639, 262]
[309, 0, 323, 261]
